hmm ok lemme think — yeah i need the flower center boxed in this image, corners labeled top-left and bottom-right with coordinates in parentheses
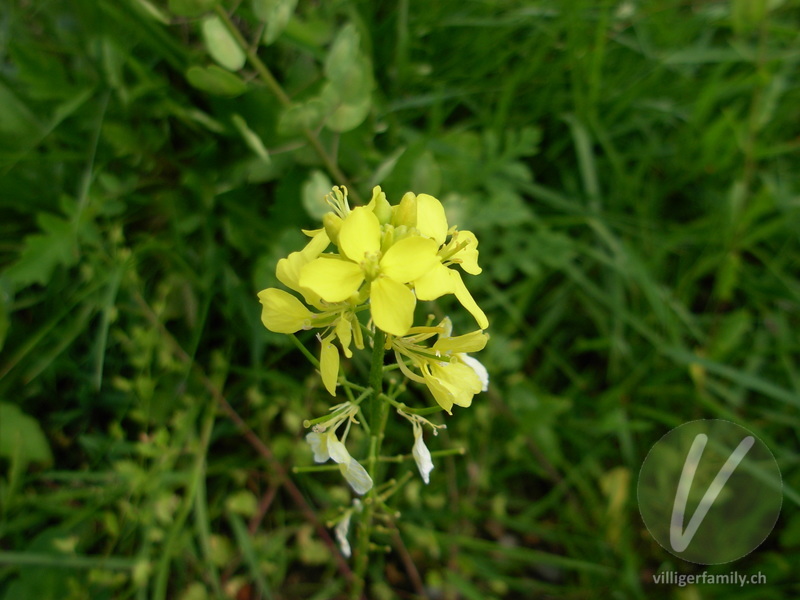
top-left (362, 251), bottom-right (382, 281)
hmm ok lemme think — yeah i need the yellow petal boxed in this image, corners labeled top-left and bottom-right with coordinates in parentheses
top-left (339, 206), bottom-right (380, 262)
top-left (414, 262), bottom-right (454, 301)
top-left (352, 312), bottom-right (365, 350)
top-left (320, 334), bottom-right (340, 396)
top-left (452, 230), bottom-right (482, 275)
top-left (416, 193), bottom-right (448, 245)
top-left (450, 270), bottom-right (489, 329)
top-left (257, 288), bottom-right (314, 333)
top-left (370, 277), bottom-right (416, 336)
top-left (276, 230), bottom-right (330, 307)
top-left (335, 313), bottom-right (353, 358)
top-left (277, 253), bottom-right (323, 307)
top-left (300, 257), bottom-right (365, 303)
top-left (301, 230), bottom-right (331, 258)
top-left (430, 360), bottom-right (481, 408)
top-left (433, 330), bottom-right (488, 355)
top-left (276, 254), bottom-right (303, 291)
top-left (422, 369), bottom-right (454, 414)
top-left (379, 236), bottom-right (439, 282)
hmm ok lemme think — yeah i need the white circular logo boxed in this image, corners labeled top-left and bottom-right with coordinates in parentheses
top-left (637, 419), bottom-right (782, 564)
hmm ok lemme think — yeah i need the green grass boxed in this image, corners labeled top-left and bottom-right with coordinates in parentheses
top-left (2, 0), bottom-right (800, 598)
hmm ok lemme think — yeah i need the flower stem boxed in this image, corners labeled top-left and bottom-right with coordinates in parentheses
top-left (288, 333), bottom-right (320, 368)
top-left (350, 329), bottom-right (387, 599)
top-left (368, 329), bottom-right (386, 426)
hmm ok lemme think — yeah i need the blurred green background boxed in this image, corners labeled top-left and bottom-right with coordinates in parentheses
top-left (1, 0), bottom-right (800, 598)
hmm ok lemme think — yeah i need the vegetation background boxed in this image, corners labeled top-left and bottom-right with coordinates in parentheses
top-left (1, 0), bottom-right (799, 598)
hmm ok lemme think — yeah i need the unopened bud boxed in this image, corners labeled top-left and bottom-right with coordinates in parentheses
top-left (323, 212), bottom-right (343, 245)
top-left (392, 192), bottom-right (417, 228)
top-left (369, 186), bottom-right (393, 224)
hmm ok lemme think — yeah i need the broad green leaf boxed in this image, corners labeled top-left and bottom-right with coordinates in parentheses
top-left (277, 98), bottom-right (327, 135)
top-left (0, 402), bottom-right (53, 465)
top-left (202, 16), bottom-right (246, 71)
top-left (324, 24), bottom-right (373, 103)
top-left (326, 95), bottom-right (371, 133)
top-left (231, 114), bottom-right (270, 162)
top-left (319, 83), bottom-right (371, 133)
top-left (0, 81), bottom-right (42, 147)
top-left (324, 23), bottom-right (359, 81)
top-left (186, 65), bottom-right (247, 97)
top-left (4, 213), bottom-right (78, 287)
top-left (169, 0), bottom-right (219, 17)
top-left (252, 0), bottom-right (298, 45)
top-left (302, 170), bottom-right (333, 219)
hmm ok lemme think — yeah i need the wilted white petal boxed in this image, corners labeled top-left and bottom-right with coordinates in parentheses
top-left (305, 432), bottom-right (329, 463)
top-left (334, 512), bottom-right (352, 558)
top-left (327, 434), bottom-right (352, 464)
top-left (412, 427), bottom-right (434, 484)
top-left (461, 354), bottom-right (489, 392)
top-left (339, 458), bottom-right (373, 495)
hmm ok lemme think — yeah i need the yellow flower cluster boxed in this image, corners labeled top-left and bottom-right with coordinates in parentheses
top-left (258, 186), bottom-right (489, 412)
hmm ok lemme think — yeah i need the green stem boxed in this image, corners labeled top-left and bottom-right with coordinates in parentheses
top-left (379, 447), bottom-right (465, 463)
top-left (213, 6), bottom-right (360, 202)
top-left (350, 329), bottom-right (387, 599)
top-left (368, 329), bottom-right (386, 427)
top-left (288, 333), bottom-right (319, 368)
top-left (384, 394), bottom-right (444, 416)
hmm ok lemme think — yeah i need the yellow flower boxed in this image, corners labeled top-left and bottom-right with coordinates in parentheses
top-left (299, 206), bottom-right (440, 336)
top-left (420, 357), bottom-right (483, 414)
top-left (410, 193), bottom-right (488, 330)
top-left (258, 288), bottom-right (359, 396)
top-left (391, 318), bottom-right (489, 414)
top-left (258, 232), bottom-right (364, 396)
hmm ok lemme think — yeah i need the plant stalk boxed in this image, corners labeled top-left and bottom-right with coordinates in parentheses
top-left (213, 6), bottom-right (359, 202)
top-left (350, 328), bottom-right (387, 599)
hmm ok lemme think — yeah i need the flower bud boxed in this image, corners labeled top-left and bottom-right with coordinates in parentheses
top-left (412, 424), bottom-right (434, 484)
top-left (392, 192), bottom-right (417, 228)
top-left (369, 186), bottom-right (393, 224)
top-left (323, 212), bottom-right (343, 246)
